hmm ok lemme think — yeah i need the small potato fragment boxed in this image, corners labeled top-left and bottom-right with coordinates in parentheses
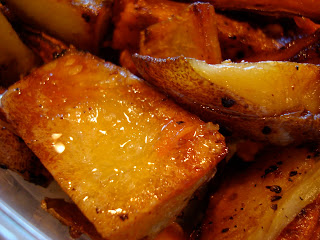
top-left (200, 0), bottom-right (320, 21)
top-left (0, 11), bottom-right (39, 87)
top-left (1, 51), bottom-right (227, 239)
top-left (133, 55), bottom-right (320, 145)
top-left (201, 146), bottom-right (320, 240)
top-left (140, 3), bottom-right (221, 64)
top-left (5, 0), bottom-right (113, 53)
top-left (0, 120), bottom-right (52, 186)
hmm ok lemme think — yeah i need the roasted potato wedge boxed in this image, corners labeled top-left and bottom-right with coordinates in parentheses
top-left (5, 0), bottom-right (113, 53)
top-left (201, 145), bottom-right (320, 240)
top-left (140, 3), bottom-right (221, 64)
top-left (132, 55), bottom-right (320, 145)
top-left (0, 51), bottom-right (227, 239)
top-left (0, 11), bottom-right (39, 87)
top-left (200, 0), bottom-right (320, 21)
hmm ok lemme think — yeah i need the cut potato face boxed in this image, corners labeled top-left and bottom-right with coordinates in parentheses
top-left (0, 51), bottom-right (227, 240)
top-left (133, 55), bottom-right (320, 145)
top-left (6, 0), bottom-right (113, 53)
top-left (201, 146), bottom-right (320, 240)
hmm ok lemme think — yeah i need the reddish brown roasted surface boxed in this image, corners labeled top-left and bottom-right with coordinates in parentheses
top-left (0, 51), bottom-right (226, 240)
top-left (277, 194), bottom-right (320, 240)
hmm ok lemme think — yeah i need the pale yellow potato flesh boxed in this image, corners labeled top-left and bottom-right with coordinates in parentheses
top-left (0, 11), bottom-right (39, 87)
top-left (6, 0), bottom-right (112, 53)
top-left (0, 51), bottom-right (227, 239)
top-left (133, 55), bottom-right (320, 145)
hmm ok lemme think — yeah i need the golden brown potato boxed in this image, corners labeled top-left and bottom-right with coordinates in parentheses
top-left (1, 51), bottom-right (227, 240)
top-left (201, 145), bottom-right (320, 240)
top-left (112, 0), bottom-right (282, 61)
top-left (200, 0), bottom-right (320, 21)
top-left (140, 3), bottom-right (221, 64)
top-left (112, 0), bottom-right (187, 51)
top-left (132, 55), bottom-right (320, 145)
top-left (244, 29), bottom-right (320, 63)
top-left (5, 0), bottom-right (113, 53)
top-left (215, 13), bottom-right (282, 61)
top-left (0, 11), bottom-right (40, 87)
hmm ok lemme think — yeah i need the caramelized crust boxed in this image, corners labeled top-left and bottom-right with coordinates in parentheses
top-left (1, 51), bottom-right (226, 239)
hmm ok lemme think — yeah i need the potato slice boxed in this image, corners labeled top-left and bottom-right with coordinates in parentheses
top-left (140, 3), bottom-right (221, 64)
top-left (0, 51), bottom-right (227, 239)
top-left (0, 11), bottom-right (39, 87)
top-left (201, 0), bottom-right (320, 21)
top-left (133, 55), bottom-right (320, 145)
top-left (5, 0), bottom-right (113, 53)
top-left (201, 146), bottom-right (320, 240)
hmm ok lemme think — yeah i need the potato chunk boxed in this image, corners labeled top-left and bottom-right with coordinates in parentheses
top-left (140, 3), bottom-right (222, 64)
top-left (0, 51), bottom-right (226, 239)
top-left (133, 55), bottom-right (320, 145)
top-left (201, 146), bottom-right (320, 240)
top-left (5, 0), bottom-right (113, 53)
top-left (0, 11), bottom-right (39, 87)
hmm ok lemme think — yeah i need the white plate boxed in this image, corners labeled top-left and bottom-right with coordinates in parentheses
top-left (0, 169), bottom-right (90, 240)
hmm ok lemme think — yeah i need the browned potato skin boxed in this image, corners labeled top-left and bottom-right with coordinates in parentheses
top-left (201, 146), bottom-right (320, 240)
top-left (140, 3), bottom-right (221, 64)
top-left (5, 0), bottom-right (113, 53)
top-left (132, 55), bottom-right (320, 145)
top-left (1, 51), bottom-right (227, 240)
top-left (200, 0), bottom-right (320, 21)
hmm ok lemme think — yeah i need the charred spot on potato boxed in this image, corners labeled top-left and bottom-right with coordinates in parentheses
top-left (221, 97), bottom-right (236, 108)
top-left (262, 126), bottom-right (272, 135)
top-left (271, 196), bottom-right (282, 202)
top-left (176, 121), bottom-right (185, 125)
top-left (119, 213), bottom-right (129, 221)
top-left (270, 204), bottom-right (278, 211)
top-left (289, 171), bottom-right (298, 177)
top-left (221, 228), bottom-right (229, 233)
top-left (266, 185), bottom-right (282, 194)
top-left (81, 13), bottom-right (91, 23)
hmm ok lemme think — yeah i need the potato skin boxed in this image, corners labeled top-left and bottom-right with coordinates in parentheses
top-left (132, 55), bottom-right (320, 145)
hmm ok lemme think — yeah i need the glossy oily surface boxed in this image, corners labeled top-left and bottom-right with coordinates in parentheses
top-left (0, 52), bottom-right (226, 239)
